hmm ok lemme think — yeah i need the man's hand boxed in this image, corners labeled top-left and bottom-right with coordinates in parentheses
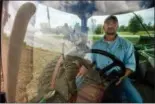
top-left (76, 65), bottom-right (88, 77)
top-left (115, 68), bottom-right (133, 86)
top-left (115, 76), bottom-right (126, 86)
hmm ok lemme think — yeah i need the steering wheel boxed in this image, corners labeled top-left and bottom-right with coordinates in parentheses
top-left (85, 49), bottom-right (126, 80)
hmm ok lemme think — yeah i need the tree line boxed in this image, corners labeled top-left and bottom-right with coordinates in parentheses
top-left (94, 15), bottom-right (154, 35)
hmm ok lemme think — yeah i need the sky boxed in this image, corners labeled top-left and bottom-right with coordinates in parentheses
top-left (2, 1), bottom-right (154, 50)
top-left (35, 4), bottom-right (80, 28)
top-left (35, 3), bottom-right (154, 29)
top-left (3, 1), bottom-right (154, 33)
top-left (88, 7), bottom-right (154, 27)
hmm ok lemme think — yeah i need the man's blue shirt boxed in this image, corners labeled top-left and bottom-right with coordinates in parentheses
top-left (85, 35), bottom-right (136, 74)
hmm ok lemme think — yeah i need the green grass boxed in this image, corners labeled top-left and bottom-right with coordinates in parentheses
top-left (118, 31), bottom-right (154, 36)
top-left (3, 30), bottom-right (154, 49)
top-left (88, 34), bottom-right (140, 44)
top-left (88, 31), bottom-right (154, 44)
top-left (46, 31), bottom-right (154, 44)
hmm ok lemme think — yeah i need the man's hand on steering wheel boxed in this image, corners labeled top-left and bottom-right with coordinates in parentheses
top-left (115, 76), bottom-right (126, 86)
top-left (116, 68), bottom-right (133, 86)
top-left (75, 49), bottom-right (129, 87)
top-left (76, 65), bottom-right (88, 77)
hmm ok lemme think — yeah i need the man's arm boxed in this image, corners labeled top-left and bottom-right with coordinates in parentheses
top-left (116, 42), bottom-right (136, 85)
top-left (76, 50), bottom-right (96, 77)
top-left (116, 68), bottom-right (133, 85)
top-left (124, 68), bottom-right (134, 77)
top-left (76, 58), bottom-right (95, 77)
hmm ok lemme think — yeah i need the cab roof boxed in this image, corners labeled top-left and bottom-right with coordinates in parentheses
top-left (39, 1), bottom-right (154, 16)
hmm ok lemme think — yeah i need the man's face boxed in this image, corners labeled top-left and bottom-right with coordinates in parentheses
top-left (103, 19), bottom-right (118, 35)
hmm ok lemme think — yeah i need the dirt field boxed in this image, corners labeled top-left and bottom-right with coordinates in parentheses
top-left (1, 35), bottom-right (61, 102)
top-left (1, 34), bottom-right (99, 103)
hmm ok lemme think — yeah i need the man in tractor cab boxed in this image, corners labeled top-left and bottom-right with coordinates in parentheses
top-left (76, 15), bottom-right (143, 103)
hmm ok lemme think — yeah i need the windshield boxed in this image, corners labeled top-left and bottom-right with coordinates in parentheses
top-left (87, 8), bottom-right (154, 44)
top-left (1, 1), bottom-right (154, 103)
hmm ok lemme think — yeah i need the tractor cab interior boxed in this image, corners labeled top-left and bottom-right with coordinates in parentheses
top-left (0, 0), bottom-right (154, 103)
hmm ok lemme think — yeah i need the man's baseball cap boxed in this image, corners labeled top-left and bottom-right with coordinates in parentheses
top-left (104, 15), bottom-right (118, 23)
